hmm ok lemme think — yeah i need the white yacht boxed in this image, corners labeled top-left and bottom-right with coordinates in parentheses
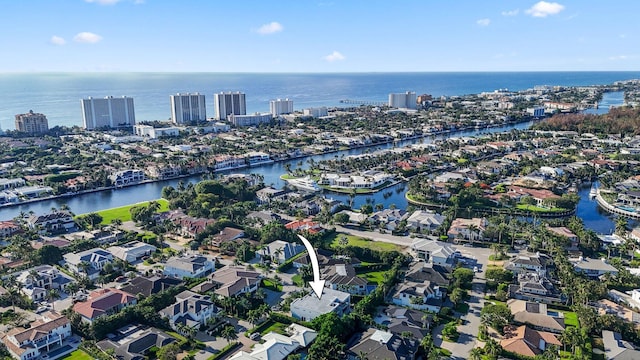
top-left (589, 185), bottom-right (598, 199)
top-left (286, 176), bottom-right (322, 192)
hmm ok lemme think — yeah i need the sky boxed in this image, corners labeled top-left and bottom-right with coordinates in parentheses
top-left (0, 0), bottom-right (638, 72)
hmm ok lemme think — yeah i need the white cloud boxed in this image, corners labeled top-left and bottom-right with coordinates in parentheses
top-left (85, 0), bottom-right (121, 4)
top-left (256, 22), bottom-right (283, 35)
top-left (50, 36), bottom-right (66, 45)
top-left (526, 1), bottom-right (565, 17)
top-left (501, 9), bottom-right (519, 16)
top-left (73, 32), bottom-right (103, 44)
top-left (323, 51), bottom-right (345, 62)
top-left (609, 55), bottom-right (629, 61)
top-left (476, 18), bottom-right (491, 26)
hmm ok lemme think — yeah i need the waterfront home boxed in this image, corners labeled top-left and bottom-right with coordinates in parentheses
top-left (367, 209), bottom-right (408, 231)
top-left (16, 265), bottom-right (75, 301)
top-left (245, 151), bottom-right (274, 166)
top-left (145, 164), bottom-right (182, 179)
top-left (285, 218), bottom-right (324, 234)
top-left (230, 324), bottom-right (317, 360)
top-left (506, 186), bottom-right (561, 208)
top-left (500, 325), bottom-right (561, 358)
top-left (163, 254), bottom-right (215, 279)
top-left (318, 171), bottom-right (393, 190)
top-left (256, 187), bottom-right (289, 204)
top-left (602, 330), bottom-right (640, 360)
top-left (157, 209), bottom-right (215, 237)
top-left (63, 248), bottom-right (114, 280)
top-left (0, 220), bottom-right (20, 238)
top-left (160, 290), bottom-right (220, 332)
top-left (73, 288), bottom-right (137, 323)
top-left (107, 241), bottom-right (157, 263)
top-left (447, 217), bottom-right (487, 243)
top-left (257, 240), bottom-right (305, 265)
top-left (26, 211), bottom-right (75, 234)
top-left (109, 169), bottom-right (145, 187)
top-left (96, 325), bottom-right (176, 360)
top-left (570, 256), bottom-right (619, 278)
top-left (199, 265), bottom-right (262, 298)
top-left (2, 311), bottom-right (73, 360)
top-left (406, 210), bottom-right (445, 233)
top-left (212, 154), bottom-right (246, 171)
top-left (546, 226), bottom-right (579, 243)
top-left (346, 329), bottom-right (418, 360)
top-left (290, 288), bottom-right (351, 321)
top-left (508, 299), bottom-right (565, 333)
top-left (410, 239), bottom-right (457, 268)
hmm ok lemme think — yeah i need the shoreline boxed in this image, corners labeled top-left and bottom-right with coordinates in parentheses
top-left (0, 117), bottom-right (537, 210)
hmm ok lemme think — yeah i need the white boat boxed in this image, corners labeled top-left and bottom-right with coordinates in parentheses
top-left (286, 176), bottom-right (322, 192)
top-left (589, 185), bottom-right (597, 199)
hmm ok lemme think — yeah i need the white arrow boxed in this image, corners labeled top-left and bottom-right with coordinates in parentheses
top-left (297, 234), bottom-right (325, 299)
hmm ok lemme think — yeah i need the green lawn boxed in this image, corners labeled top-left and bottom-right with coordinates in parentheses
top-left (516, 204), bottom-right (567, 213)
top-left (360, 271), bottom-right (386, 284)
top-left (291, 274), bottom-right (305, 287)
top-left (78, 199), bottom-right (169, 225)
top-left (262, 279), bottom-right (283, 292)
top-left (329, 233), bottom-right (402, 252)
top-left (60, 350), bottom-right (92, 360)
top-left (259, 320), bottom-right (289, 335)
top-left (563, 311), bottom-right (579, 327)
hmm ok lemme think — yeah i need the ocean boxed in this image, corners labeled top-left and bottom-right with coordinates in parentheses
top-left (1, 71), bottom-right (639, 130)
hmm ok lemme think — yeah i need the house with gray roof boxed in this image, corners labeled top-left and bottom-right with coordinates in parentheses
top-left (508, 299), bottom-right (565, 333)
top-left (96, 325), bottom-right (175, 360)
top-left (321, 263), bottom-right (371, 295)
top-left (257, 240), bottom-right (304, 265)
top-left (346, 328), bottom-right (418, 360)
top-left (406, 210), bottom-right (445, 234)
top-left (15, 265), bottom-right (75, 301)
top-left (63, 247), bottom-right (114, 280)
top-left (602, 330), bottom-right (640, 360)
top-left (290, 288), bottom-right (350, 321)
top-left (163, 255), bottom-right (215, 279)
top-left (392, 281), bottom-right (444, 312)
top-left (120, 275), bottom-right (184, 297)
top-left (410, 239), bottom-right (457, 268)
top-left (197, 265), bottom-right (262, 298)
top-left (571, 257), bottom-right (619, 278)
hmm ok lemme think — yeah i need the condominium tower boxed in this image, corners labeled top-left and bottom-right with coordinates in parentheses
top-left (269, 98), bottom-right (293, 116)
top-left (15, 110), bottom-right (49, 134)
top-left (388, 91), bottom-right (417, 109)
top-left (81, 96), bottom-right (136, 130)
top-left (214, 92), bottom-right (246, 120)
top-left (170, 93), bottom-right (206, 124)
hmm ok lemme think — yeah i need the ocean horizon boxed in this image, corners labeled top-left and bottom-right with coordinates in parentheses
top-left (1, 71), bottom-right (639, 129)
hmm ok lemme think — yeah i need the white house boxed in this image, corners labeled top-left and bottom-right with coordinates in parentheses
top-left (2, 311), bottom-right (73, 360)
top-left (406, 210), bottom-right (445, 233)
top-left (392, 281), bottom-right (443, 312)
top-left (15, 265), bottom-right (75, 301)
top-left (410, 239), bottom-right (457, 268)
top-left (107, 241), bottom-right (157, 263)
top-left (109, 169), bottom-right (145, 187)
top-left (163, 255), bottom-right (215, 279)
top-left (63, 248), bottom-right (114, 280)
top-left (160, 290), bottom-right (220, 331)
top-left (290, 288), bottom-right (351, 321)
top-left (257, 240), bottom-right (305, 265)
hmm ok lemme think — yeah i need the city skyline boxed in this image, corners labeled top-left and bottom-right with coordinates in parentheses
top-left (0, 0), bottom-right (637, 73)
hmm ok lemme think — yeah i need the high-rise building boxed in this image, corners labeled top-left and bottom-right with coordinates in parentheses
top-left (214, 92), bottom-right (246, 120)
top-left (269, 98), bottom-right (293, 116)
top-left (15, 110), bottom-right (49, 134)
top-left (81, 96), bottom-right (135, 130)
top-left (170, 93), bottom-right (206, 124)
top-left (388, 91), bottom-right (417, 109)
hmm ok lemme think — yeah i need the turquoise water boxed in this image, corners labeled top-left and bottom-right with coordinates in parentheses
top-left (1, 72), bottom-right (639, 129)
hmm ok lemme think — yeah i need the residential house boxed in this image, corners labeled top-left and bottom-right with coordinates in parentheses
top-left (73, 288), bottom-right (137, 323)
top-left (346, 329), bottom-right (418, 360)
top-left (246, 211), bottom-right (283, 227)
top-left (26, 211), bottom-right (75, 233)
top-left (367, 209), bottom-right (408, 231)
top-left (158, 210), bottom-right (215, 237)
top-left (16, 265), bottom-right (75, 301)
top-left (110, 169), bottom-right (145, 187)
top-left (160, 290), bottom-right (220, 331)
top-left (163, 255), bottom-right (215, 279)
top-left (257, 240), bottom-right (305, 265)
top-left (508, 272), bottom-right (563, 304)
top-left (410, 239), bottom-right (457, 268)
top-left (96, 325), bottom-right (176, 360)
top-left (229, 324), bottom-right (317, 360)
top-left (209, 227), bottom-right (245, 247)
top-left (602, 330), bottom-right (640, 360)
top-left (571, 257), bottom-right (619, 278)
top-left (505, 253), bottom-right (551, 277)
top-left (290, 288), bottom-right (351, 321)
top-left (507, 186), bottom-right (561, 209)
top-left (595, 299), bottom-right (640, 325)
top-left (404, 262), bottom-right (451, 288)
top-left (391, 281), bottom-right (444, 312)
top-left (374, 305), bottom-right (431, 339)
top-left (500, 325), bottom-right (561, 358)
top-left (1, 311), bottom-right (73, 360)
top-left (406, 210), bottom-right (445, 233)
top-left (284, 218), bottom-right (324, 234)
top-left (256, 187), bottom-right (288, 204)
top-left (107, 241), bottom-right (157, 263)
top-left (546, 226), bottom-right (579, 243)
top-left (321, 263), bottom-right (370, 295)
top-left (120, 275), bottom-right (184, 297)
top-left (447, 217), bottom-right (487, 242)
top-left (196, 265), bottom-right (262, 298)
top-left (0, 220), bottom-right (20, 238)
top-left (63, 248), bottom-right (114, 280)
top-left (508, 299), bottom-right (565, 333)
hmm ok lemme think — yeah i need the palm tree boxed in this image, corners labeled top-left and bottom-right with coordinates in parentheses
top-left (484, 338), bottom-right (502, 358)
top-left (467, 224), bottom-right (479, 245)
top-left (221, 325), bottom-right (238, 344)
top-left (469, 348), bottom-right (483, 360)
top-left (46, 289), bottom-right (61, 310)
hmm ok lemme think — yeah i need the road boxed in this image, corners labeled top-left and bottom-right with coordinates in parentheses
top-left (332, 225), bottom-right (415, 247)
top-left (433, 245), bottom-right (490, 360)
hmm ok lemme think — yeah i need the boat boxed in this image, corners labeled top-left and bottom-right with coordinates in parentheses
top-left (589, 185), bottom-right (598, 199)
top-left (286, 176), bottom-right (322, 192)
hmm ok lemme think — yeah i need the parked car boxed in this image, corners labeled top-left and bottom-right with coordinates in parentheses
top-left (249, 333), bottom-right (260, 341)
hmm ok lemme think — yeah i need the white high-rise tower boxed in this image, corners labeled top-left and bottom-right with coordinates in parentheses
top-left (170, 93), bottom-right (206, 124)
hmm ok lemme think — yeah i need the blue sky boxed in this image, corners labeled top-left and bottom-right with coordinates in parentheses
top-left (0, 0), bottom-right (637, 72)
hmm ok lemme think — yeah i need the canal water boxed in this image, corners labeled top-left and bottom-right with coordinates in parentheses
top-left (0, 92), bottom-right (626, 234)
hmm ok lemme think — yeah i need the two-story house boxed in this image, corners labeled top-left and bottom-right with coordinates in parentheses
top-left (73, 288), bottom-right (137, 323)
top-left (163, 255), bottom-right (215, 279)
top-left (160, 290), bottom-right (220, 332)
top-left (63, 248), bottom-right (114, 280)
top-left (26, 211), bottom-right (75, 234)
top-left (194, 265), bottom-right (262, 298)
top-left (16, 265), bottom-right (75, 301)
top-left (257, 240), bottom-right (305, 265)
top-left (2, 311), bottom-right (72, 360)
top-left (290, 288), bottom-right (351, 321)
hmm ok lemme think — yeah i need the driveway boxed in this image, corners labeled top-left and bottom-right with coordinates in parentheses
top-left (433, 245), bottom-right (490, 359)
